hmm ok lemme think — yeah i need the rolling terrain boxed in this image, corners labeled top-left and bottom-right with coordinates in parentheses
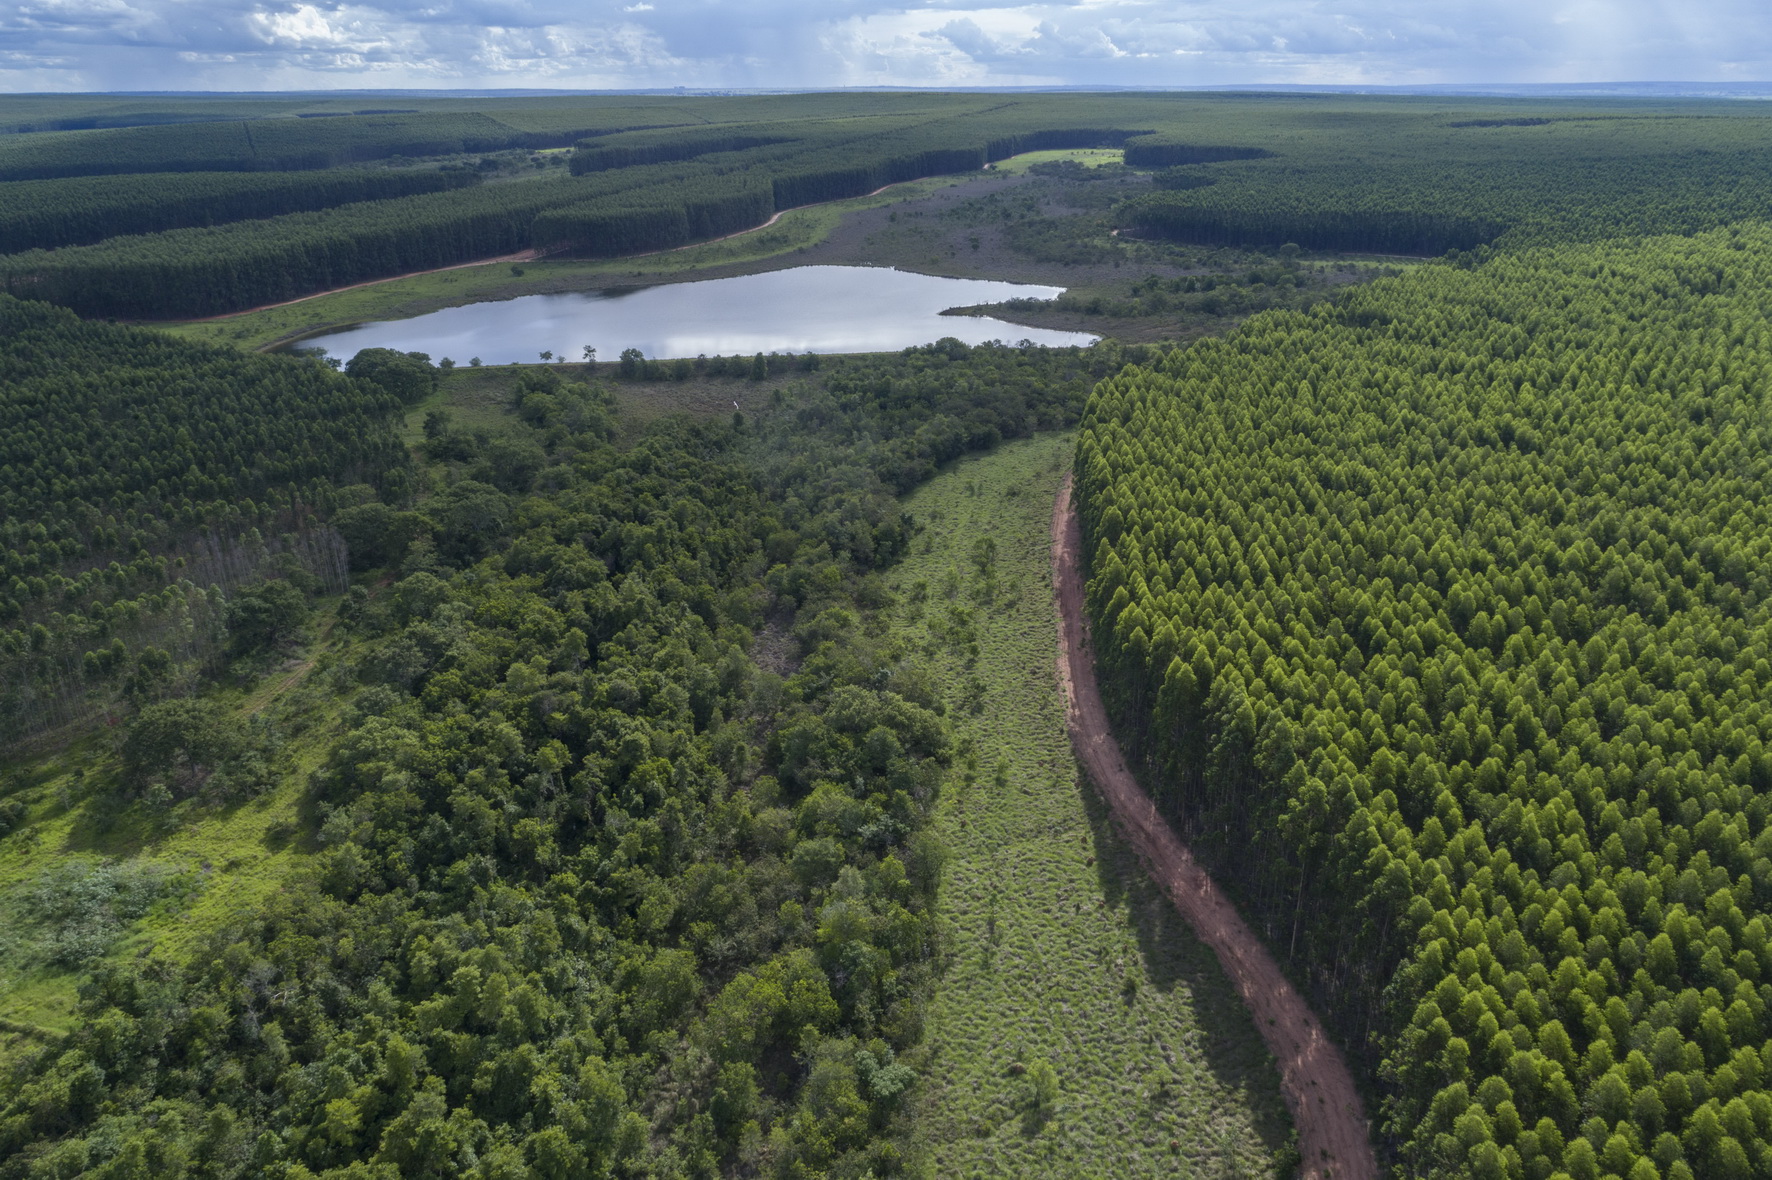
top-left (7, 89), bottom-right (1772, 1179)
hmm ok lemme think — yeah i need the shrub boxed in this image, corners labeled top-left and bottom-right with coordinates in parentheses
top-left (120, 698), bottom-right (249, 798)
top-left (225, 578), bottom-right (309, 655)
top-left (22, 860), bottom-right (176, 968)
top-left (346, 347), bottom-right (437, 405)
top-left (332, 502), bottom-right (425, 571)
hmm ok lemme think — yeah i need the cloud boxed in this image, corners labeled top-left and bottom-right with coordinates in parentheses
top-left (935, 18), bottom-right (998, 61)
top-left (250, 6), bottom-right (351, 48)
top-left (0, 0), bottom-right (1769, 90)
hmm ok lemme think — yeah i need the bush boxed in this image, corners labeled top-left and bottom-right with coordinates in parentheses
top-left (429, 480), bottom-right (511, 564)
top-left (120, 698), bottom-right (247, 798)
top-left (346, 347), bottom-right (438, 405)
top-left (22, 860), bottom-right (176, 968)
top-left (333, 502), bottom-right (425, 571)
top-left (225, 578), bottom-right (309, 655)
top-left (478, 437), bottom-right (546, 493)
top-left (1024, 1059), bottom-right (1060, 1127)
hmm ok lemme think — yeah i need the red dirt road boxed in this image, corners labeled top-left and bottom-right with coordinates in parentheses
top-left (1051, 474), bottom-right (1378, 1180)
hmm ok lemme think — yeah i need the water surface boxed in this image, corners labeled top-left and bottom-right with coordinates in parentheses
top-left (296, 265), bottom-right (1095, 363)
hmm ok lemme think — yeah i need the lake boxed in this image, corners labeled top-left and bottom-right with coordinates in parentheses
top-left (293, 265), bottom-right (1096, 364)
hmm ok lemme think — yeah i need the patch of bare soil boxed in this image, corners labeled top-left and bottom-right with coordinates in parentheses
top-left (748, 611), bottom-right (798, 678)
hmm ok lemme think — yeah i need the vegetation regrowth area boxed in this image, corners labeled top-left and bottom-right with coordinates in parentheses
top-left (891, 436), bottom-right (1293, 1177)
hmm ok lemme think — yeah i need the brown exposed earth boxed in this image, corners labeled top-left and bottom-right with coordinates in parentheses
top-left (1050, 473), bottom-right (1379, 1180)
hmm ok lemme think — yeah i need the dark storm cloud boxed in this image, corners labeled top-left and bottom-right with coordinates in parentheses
top-left (1, 0), bottom-right (1768, 90)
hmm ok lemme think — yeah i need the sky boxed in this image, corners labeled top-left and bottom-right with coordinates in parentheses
top-left (2, 0), bottom-right (1770, 93)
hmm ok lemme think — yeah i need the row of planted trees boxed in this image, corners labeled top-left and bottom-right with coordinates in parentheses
top-left (16, 96), bottom-right (1772, 317)
top-left (0, 298), bottom-right (416, 739)
top-left (0, 108), bottom-right (696, 180)
top-left (1077, 224), bottom-right (1772, 1179)
top-left (0, 168), bottom-right (478, 254)
top-left (1117, 146), bottom-right (1772, 256)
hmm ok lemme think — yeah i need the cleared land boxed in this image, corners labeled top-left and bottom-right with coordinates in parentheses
top-left (0, 607), bottom-right (343, 1055)
top-left (891, 436), bottom-right (1294, 1178)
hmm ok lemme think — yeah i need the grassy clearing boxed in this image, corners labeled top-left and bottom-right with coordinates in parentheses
top-left (892, 435), bottom-right (1292, 1178)
top-left (155, 173), bottom-right (976, 353)
top-left (0, 607), bottom-right (347, 1059)
top-left (401, 365), bottom-right (548, 445)
top-left (990, 148), bottom-right (1126, 175)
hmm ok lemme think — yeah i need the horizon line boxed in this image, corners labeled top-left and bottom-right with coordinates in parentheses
top-left (5, 80), bottom-right (1772, 100)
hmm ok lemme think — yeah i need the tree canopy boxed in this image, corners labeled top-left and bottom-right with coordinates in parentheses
top-left (1078, 222), bottom-right (1772, 1180)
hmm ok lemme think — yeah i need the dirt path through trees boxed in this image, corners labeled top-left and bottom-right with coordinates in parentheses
top-left (1051, 474), bottom-right (1378, 1180)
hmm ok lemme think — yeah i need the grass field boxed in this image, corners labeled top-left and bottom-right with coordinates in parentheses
top-left (989, 148), bottom-right (1125, 175)
top-left (892, 435), bottom-right (1293, 1178)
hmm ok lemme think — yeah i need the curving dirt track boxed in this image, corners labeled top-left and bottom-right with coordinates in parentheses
top-left (1051, 474), bottom-right (1378, 1180)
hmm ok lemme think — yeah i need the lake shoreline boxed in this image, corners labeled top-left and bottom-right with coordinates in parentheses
top-left (152, 162), bottom-right (1146, 353)
top-left (289, 264), bottom-right (1097, 365)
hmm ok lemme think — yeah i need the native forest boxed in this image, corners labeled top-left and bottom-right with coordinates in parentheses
top-left (0, 89), bottom-right (1768, 1180)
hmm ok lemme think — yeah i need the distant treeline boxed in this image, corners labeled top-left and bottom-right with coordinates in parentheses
top-left (1115, 122), bottom-right (1772, 255)
top-left (570, 129), bottom-right (798, 173)
top-left (1120, 139), bottom-right (1273, 167)
top-left (11, 94), bottom-right (1772, 316)
top-left (533, 176), bottom-right (777, 256)
top-left (0, 110), bottom-right (702, 181)
top-left (1124, 199), bottom-right (1506, 256)
top-left (0, 169), bottom-right (478, 254)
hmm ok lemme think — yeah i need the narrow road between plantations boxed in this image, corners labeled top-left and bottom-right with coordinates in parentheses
top-left (1051, 474), bottom-right (1379, 1180)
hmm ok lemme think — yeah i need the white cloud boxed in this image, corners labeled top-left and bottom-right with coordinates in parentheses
top-left (250, 5), bottom-right (348, 47)
top-left (0, 0), bottom-right (1769, 90)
